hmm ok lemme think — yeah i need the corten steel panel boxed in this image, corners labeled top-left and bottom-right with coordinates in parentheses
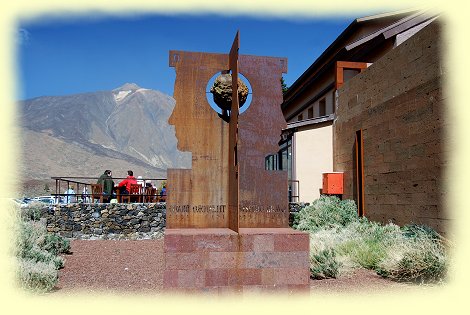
top-left (167, 51), bottom-right (230, 228)
top-left (167, 39), bottom-right (288, 230)
top-left (238, 54), bottom-right (289, 228)
top-left (228, 31), bottom-right (240, 232)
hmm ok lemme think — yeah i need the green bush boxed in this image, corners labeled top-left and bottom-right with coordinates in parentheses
top-left (310, 248), bottom-right (341, 279)
top-left (20, 203), bottom-right (42, 221)
top-left (22, 244), bottom-right (65, 269)
top-left (401, 223), bottom-right (441, 241)
top-left (293, 195), bottom-right (358, 232)
top-left (39, 233), bottom-right (71, 256)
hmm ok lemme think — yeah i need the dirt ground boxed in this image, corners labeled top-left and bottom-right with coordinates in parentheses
top-left (53, 239), bottom-right (429, 295)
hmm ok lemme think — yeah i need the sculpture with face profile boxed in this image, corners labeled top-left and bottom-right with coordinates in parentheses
top-left (167, 33), bottom-right (289, 231)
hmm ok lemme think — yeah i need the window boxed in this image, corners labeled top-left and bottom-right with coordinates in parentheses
top-left (265, 154), bottom-right (278, 171)
top-left (279, 138), bottom-right (294, 201)
top-left (319, 98), bottom-right (326, 117)
top-left (278, 139), bottom-right (292, 179)
top-left (308, 107), bottom-right (313, 119)
top-left (297, 114), bottom-right (303, 121)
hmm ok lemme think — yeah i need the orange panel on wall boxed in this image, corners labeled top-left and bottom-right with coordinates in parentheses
top-left (322, 172), bottom-right (344, 195)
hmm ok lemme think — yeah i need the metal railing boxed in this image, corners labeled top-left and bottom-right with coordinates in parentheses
top-left (51, 176), bottom-right (167, 204)
top-left (51, 177), bottom-right (298, 204)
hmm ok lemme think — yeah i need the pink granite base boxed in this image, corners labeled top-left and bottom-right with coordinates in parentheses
top-left (163, 228), bottom-right (310, 293)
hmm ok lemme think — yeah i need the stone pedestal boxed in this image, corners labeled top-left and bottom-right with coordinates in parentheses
top-left (163, 228), bottom-right (310, 294)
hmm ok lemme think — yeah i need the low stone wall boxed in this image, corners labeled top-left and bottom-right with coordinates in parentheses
top-left (41, 203), bottom-right (166, 238)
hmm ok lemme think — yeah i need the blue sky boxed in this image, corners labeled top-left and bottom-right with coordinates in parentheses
top-left (17, 12), bottom-right (363, 100)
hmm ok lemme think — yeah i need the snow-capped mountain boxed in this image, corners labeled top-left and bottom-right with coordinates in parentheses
top-left (19, 83), bottom-right (191, 188)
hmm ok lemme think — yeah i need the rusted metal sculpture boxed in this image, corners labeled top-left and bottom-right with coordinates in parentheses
top-left (167, 32), bottom-right (288, 231)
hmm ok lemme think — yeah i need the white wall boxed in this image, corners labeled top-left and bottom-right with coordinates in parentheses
top-left (288, 90), bottom-right (335, 124)
top-left (293, 123), bottom-right (333, 203)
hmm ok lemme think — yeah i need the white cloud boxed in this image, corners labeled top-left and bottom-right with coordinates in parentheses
top-left (17, 28), bottom-right (30, 45)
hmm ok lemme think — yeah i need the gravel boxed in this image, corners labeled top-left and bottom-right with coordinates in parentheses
top-left (54, 238), bottom-right (427, 295)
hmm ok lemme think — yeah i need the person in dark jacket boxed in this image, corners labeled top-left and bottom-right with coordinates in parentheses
top-left (97, 170), bottom-right (115, 201)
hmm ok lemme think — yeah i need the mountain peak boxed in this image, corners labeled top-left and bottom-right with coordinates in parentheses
top-left (113, 83), bottom-right (141, 92)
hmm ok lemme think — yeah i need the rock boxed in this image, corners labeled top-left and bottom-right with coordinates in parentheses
top-left (93, 228), bottom-right (103, 235)
top-left (72, 231), bottom-right (83, 238)
top-left (210, 73), bottom-right (249, 111)
top-left (62, 231), bottom-right (73, 238)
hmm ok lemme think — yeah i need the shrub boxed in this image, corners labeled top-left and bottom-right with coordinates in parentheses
top-left (377, 224), bottom-right (448, 283)
top-left (23, 244), bottom-right (65, 269)
top-left (20, 203), bottom-right (43, 221)
top-left (16, 220), bottom-right (46, 258)
top-left (14, 205), bottom-right (71, 292)
top-left (336, 219), bottom-right (402, 270)
top-left (17, 258), bottom-right (58, 293)
top-left (39, 233), bottom-right (71, 256)
top-left (293, 196), bottom-right (358, 232)
top-left (310, 248), bottom-right (341, 279)
top-left (294, 196), bottom-right (449, 283)
top-left (401, 223), bottom-right (441, 241)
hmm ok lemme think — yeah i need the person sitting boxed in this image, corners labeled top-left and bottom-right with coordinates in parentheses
top-left (81, 186), bottom-right (90, 203)
top-left (116, 170), bottom-right (137, 195)
top-left (97, 169), bottom-right (115, 202)
top-left (160, 183), bottom-right (167, 202)
top-left (137, 176), bottom-right (145, 189)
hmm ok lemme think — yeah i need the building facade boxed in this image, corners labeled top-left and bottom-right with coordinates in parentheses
top-left (279, 10), bottom-right (448, 234)
top-left (333, 20), bottom-right (449, 234)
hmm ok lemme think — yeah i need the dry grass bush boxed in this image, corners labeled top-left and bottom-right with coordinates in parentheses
top-left (294, 196), bottom-right (449, 283)
top-left (16, 259), bottom-right (58, 293)
top-left (377, 224), bottom-right (448, 283)
top-left (13, 204), bottom-right (70, 292)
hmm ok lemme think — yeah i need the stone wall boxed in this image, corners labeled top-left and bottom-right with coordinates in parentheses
top-left (39, 202), bottom-right (306, 238)
top-left (41, 203), bottom-right (166, 238)
top-left (333, 21), bottom-right (451, 234)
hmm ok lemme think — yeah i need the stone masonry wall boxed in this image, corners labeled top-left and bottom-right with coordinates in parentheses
top-left (41, 203), bottom-right (166, 238)
top-left (333, 21), bottom-right (451, 234)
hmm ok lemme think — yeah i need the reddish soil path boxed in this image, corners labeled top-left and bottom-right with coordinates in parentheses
top-left (56, 239), bottom-right (164, 294)
top-left (55, 239), bottom-right (421, 295)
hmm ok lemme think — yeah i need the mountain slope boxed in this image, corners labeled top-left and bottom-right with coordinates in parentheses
top-left (19, 83), bottom-right (191, 188)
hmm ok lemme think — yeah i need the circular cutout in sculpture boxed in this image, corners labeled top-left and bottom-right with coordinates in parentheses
top-left (209, 73), bottom-right (249, 111)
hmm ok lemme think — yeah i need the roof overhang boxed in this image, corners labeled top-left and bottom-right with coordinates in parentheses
top-left (282, 113), bottom-right (335, 135)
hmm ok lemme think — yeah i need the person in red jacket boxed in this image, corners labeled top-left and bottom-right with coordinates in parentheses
top-left (116, 170), bottom-right (137, 194)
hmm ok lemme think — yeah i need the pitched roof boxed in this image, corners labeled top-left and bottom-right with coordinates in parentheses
top-left (282, 8), bottom-right (436, 110)
top-left (346, 9), bottom-right (438, 50)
